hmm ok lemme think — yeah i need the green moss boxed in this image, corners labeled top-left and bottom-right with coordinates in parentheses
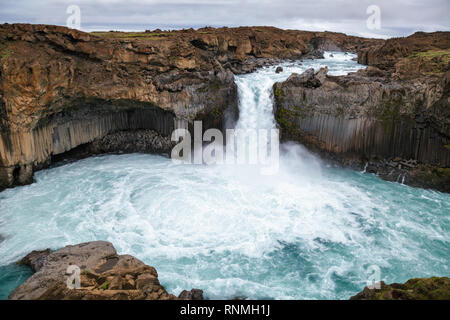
top-left (436, 167), bottom-right (450, 177)
top-left (336, 106), bottom-right (345, 116)
top-left (273, 86), bottom-right (284, 98)
top-left (90, 32), bottom-right (169, 39)
top-left (273, 84), bottom-right (286, 105)
top-left (408, 49), bottom-right (450, 61)
top-left (100, 280), bottom-right (109, 290)
top-left (0, 42), bottom-right (12, 60)
top-left (354, 277), bottom-right (450, 300)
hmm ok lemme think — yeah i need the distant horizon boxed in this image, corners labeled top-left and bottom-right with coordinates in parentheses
top-left (1, 0), bottom-right (449, 40)
top-left (3, 22), bottom-right (450, 40)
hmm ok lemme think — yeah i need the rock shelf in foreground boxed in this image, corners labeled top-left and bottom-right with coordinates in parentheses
top-left (9, 241), bottom-right (203, 300)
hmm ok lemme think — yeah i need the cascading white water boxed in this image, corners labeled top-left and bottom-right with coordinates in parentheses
top-left (0, 52), bottom-right (449, 300)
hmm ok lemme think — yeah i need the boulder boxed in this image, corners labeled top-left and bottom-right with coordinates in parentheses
top-left (314, 66), bottom-right (328, 83)
top-left (0, 23), bottom-right (382, 191)
top-left (275, 66), bottom-right (283, 73)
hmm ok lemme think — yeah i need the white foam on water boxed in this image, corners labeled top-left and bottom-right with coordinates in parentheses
top-left (0, 52), bottom-right (449, 299)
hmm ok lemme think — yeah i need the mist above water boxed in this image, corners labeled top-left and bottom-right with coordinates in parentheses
top-left (0, 53), bottom-right (448, 300)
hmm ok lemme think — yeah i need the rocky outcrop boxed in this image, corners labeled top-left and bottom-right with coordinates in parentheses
top-left (358, 31), bottom-right (450, 71)
top-left (0, 24), bottom-right (379, 191)
top-left (9, 241), bottom-right (202, 300)
top-left (350, 277), bottom-right (450, 300)
top-left (0, 24), bottom-right (240, 190)
top-left (274, 33), bottom-right (450, 192)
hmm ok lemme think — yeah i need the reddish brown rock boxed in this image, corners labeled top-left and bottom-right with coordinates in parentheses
top-left (274, 32), bottom-right (450, 192)
top-left (9, 241), bottom-right (201, 300)
top-left (0, 24), bottom-right (379, 191)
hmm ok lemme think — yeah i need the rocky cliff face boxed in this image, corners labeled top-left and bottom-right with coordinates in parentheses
top-left (0, 23), bottom-right (379, 190)
top-left (274, 32), bottom-right (450, 192)
top-left (9, 241), bottom-right (203, 300)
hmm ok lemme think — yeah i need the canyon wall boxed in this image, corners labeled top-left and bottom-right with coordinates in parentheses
top-left (9, 241), bottom-right (204, 300)
top-left (274, 32), bottom-right (450, 191)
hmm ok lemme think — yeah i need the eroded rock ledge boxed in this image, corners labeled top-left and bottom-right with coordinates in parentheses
top-left (274, 32), bottom-right (450, 192)
top-left (9, 241), bottom-right (203, 300)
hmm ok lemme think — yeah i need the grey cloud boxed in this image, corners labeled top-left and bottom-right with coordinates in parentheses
top-left (0, 0), bottom-right (448, 38)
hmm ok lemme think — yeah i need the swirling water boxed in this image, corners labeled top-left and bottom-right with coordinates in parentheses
top-left (0, 52), bottom-right (449, 299)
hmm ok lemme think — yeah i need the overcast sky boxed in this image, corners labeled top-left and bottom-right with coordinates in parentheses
top-left (0, 0), bottom-right (449, 38)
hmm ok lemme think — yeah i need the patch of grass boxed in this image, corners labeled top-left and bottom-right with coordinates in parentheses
top-left (100, 280), bottom-right (110, 290)
top-left (443, 144), bottom-right (450, 150)
top-left (0, 42), bottom-right (12, 60)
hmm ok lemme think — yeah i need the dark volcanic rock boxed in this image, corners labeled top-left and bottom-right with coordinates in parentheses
top-left (350, 277), bottom-right (450, 300)
top-left (302, 49), bottom-right (325, 60)
top-left (358, 31), bottom-right (450, 71)
top-left (284, 68), bottom-right (322, 88)
top-left (9, 241), bottom-right (200, 300)
top-left (275, 66), bottom-right (283, 73)
top-left (90, 129), bottom-right (175, 155)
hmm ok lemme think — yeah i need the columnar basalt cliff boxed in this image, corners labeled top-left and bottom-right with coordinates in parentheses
top-left (274, 32), bottom-right (450, 192)
top-left (0, 23), bottom-right (380, 190)
top-left (9, 241), bottom-right (204, 300)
